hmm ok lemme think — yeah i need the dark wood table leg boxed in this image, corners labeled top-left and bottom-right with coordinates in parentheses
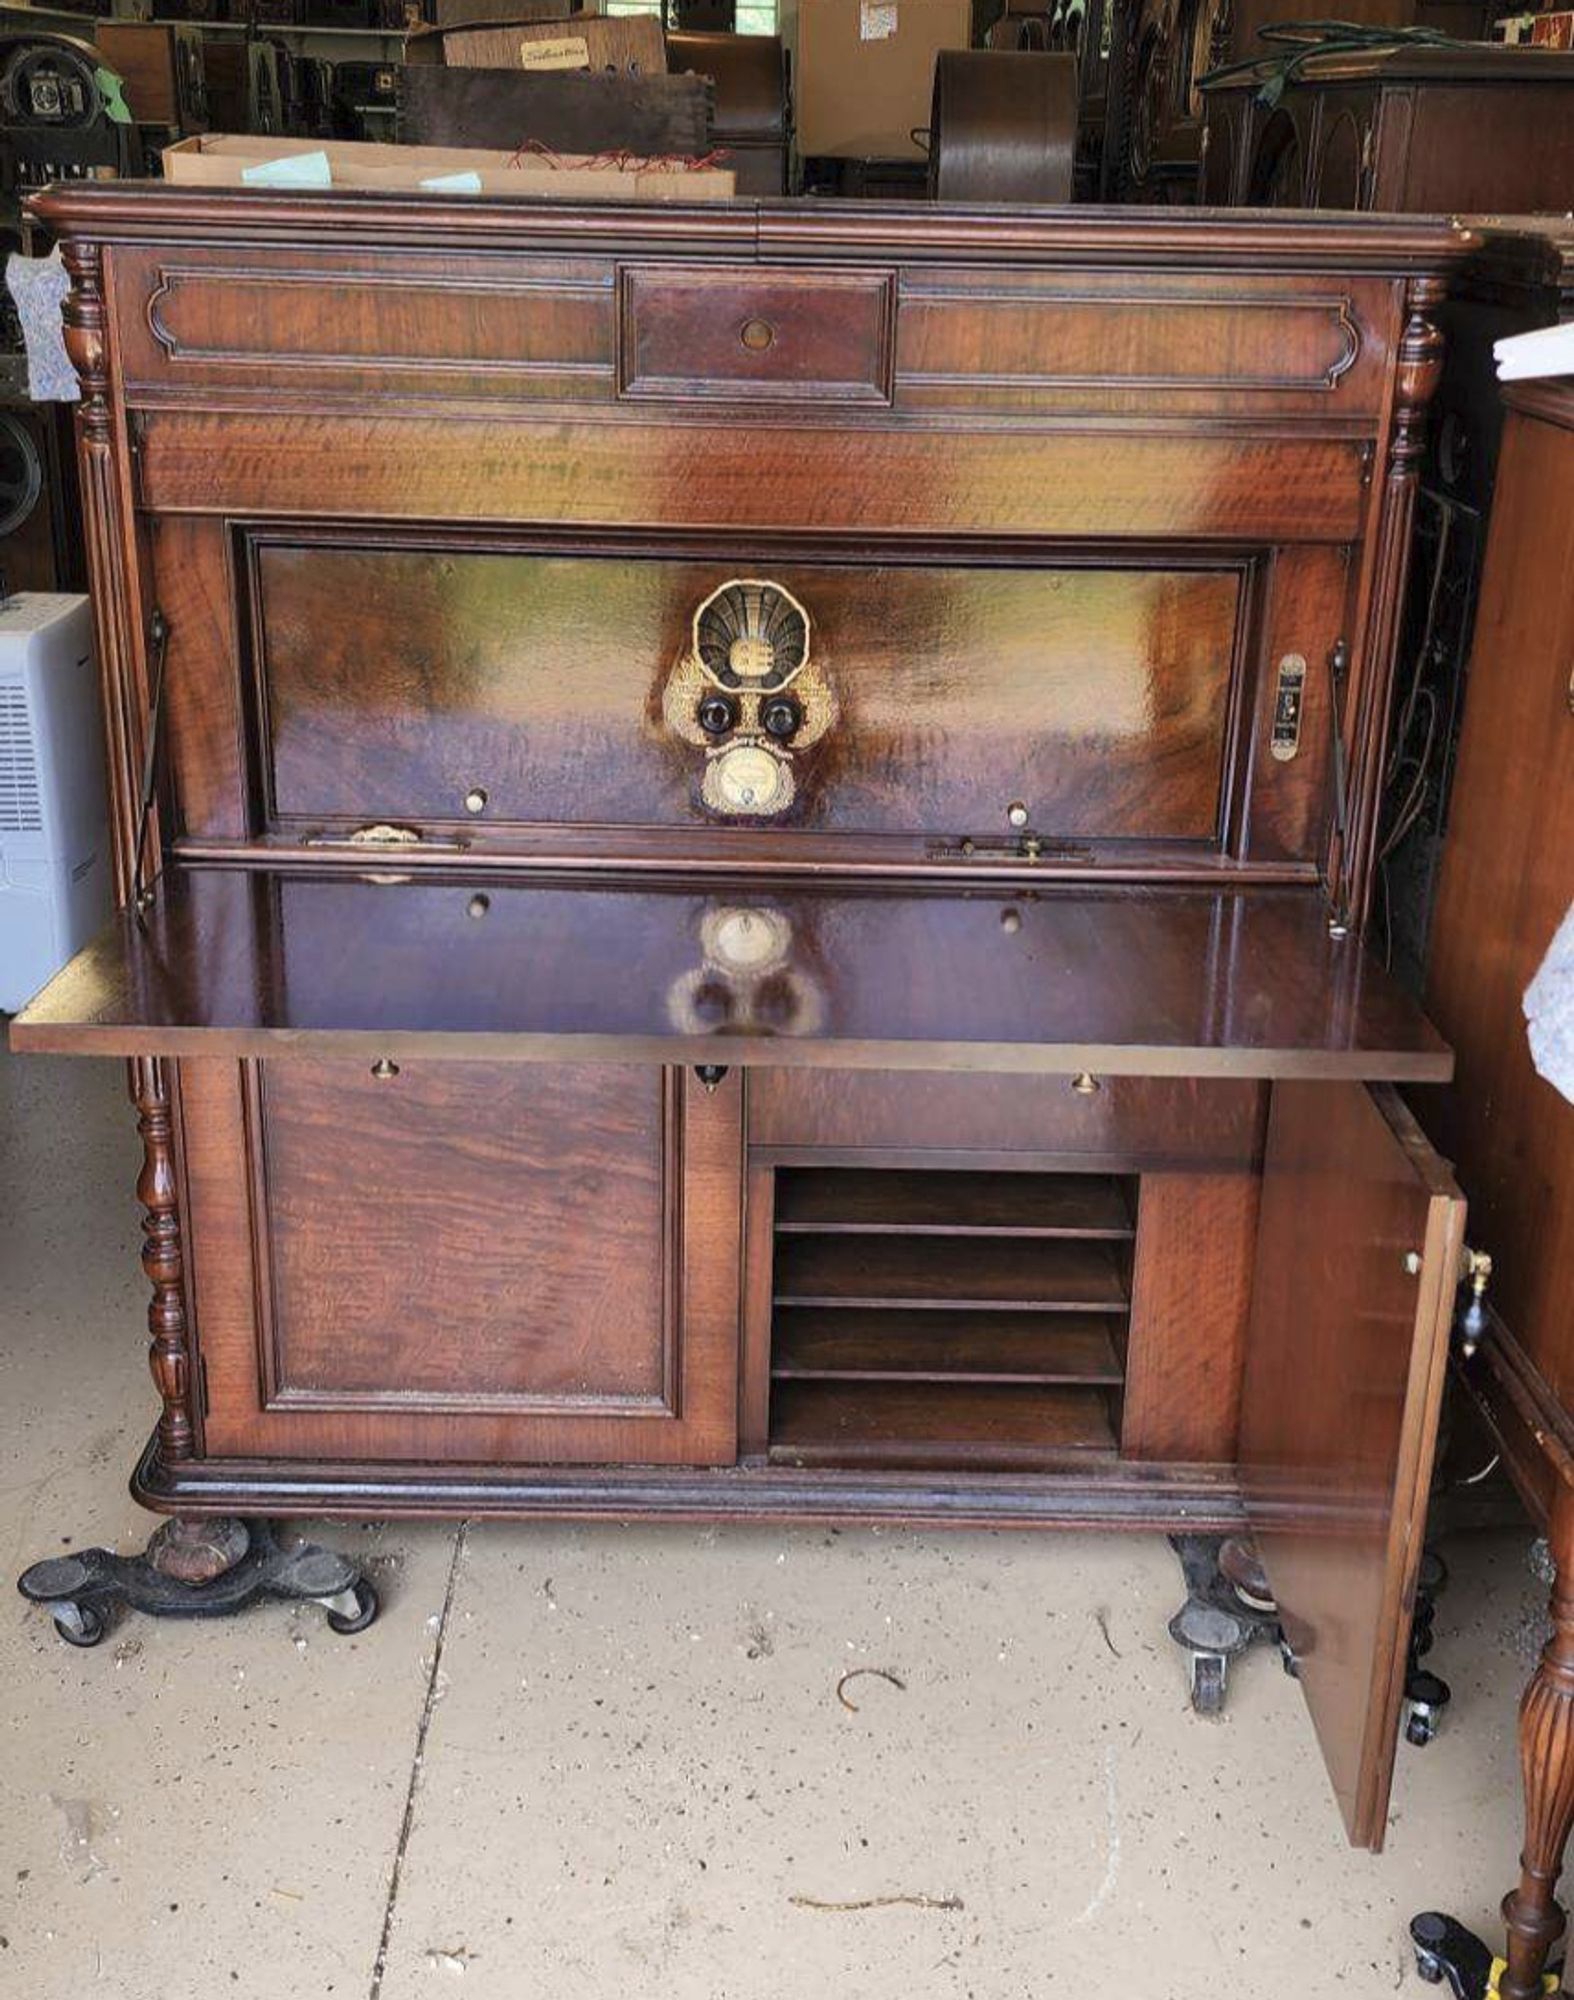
top-left (1501, 1487), bottom-right (1574, 2000)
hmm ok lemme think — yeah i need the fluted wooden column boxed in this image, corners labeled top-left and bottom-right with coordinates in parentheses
top-left (1502, 1487), bottom-right (1574, 1999)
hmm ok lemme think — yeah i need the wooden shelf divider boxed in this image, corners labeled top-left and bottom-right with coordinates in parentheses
top-left (766, 1167), bottom-right (1138, 1467)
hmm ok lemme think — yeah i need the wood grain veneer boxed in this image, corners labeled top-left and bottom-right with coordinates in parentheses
top-left (11, 186), bottom-right (1478, 1869)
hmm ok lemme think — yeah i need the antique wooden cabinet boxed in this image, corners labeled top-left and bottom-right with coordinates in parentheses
top-left (1200, 44), bottom-right (1574, 213)
top-left (1409, 382), bottom-right (1574, 2000)
top-left (12, 186), bottom-right (1524, 1939)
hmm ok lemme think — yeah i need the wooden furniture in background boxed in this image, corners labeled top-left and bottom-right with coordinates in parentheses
top-left (1381, 221), bottom-right (1574, 990)
top-left (1103, 0), bottom-right (1494, 203)
top-left (1200, 43), bottom-right (1574, 211)
top-left (928, 48), bottom-right (1077, 201)
top-left (1416, 381), bottom-right (1574, 2000)
top-left (668, 32), bottom-right (788, 195)
top-left (95, 20), bottom-right (210, 138)
top-left (9, 183), bottom-right (1527, 1975)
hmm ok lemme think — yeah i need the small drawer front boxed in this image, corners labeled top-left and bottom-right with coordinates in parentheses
top-left (619, 266), bottom-right (895, 403)
top-left (749, 1071), bottom-right (1267, 1169)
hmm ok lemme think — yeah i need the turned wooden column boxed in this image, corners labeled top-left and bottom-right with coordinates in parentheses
top-left (1340, 275), bottom-right (1446, 929)
top-left (131, 1055), bottom-right (196, 1465)
top-left (1502, 1486), bottom-right (1574, 1999)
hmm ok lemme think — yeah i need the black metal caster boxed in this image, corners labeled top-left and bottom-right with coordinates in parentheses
top-left (1189, 1649), bottom-right (1227, 1716)
top-left (1167, 1534), bottom-right (1283, 1717)
top-left (324, 1577), bottom-right (380, 1636)
top-left (1403, 1564), bottom-right (1452, 1747)
top-left (18, 1520), bottom-right (379, 1647)
top-left (1410, 1914), bottom-right (1493, 1997)
top-left (1405, 1669), bottom-right (1450, 1746)
top-left (1409, 1912), bottom-right (1562, 1997)
top-left (51, 1601), bottom-right (107, 1649)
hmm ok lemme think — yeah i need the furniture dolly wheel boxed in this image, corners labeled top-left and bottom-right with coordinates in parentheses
top-left (1408, 1911), bottom-right (1562, 1997)
top-left (321, 1577), bottom-right (379, 1636)
top-left (1402, 1568), bottom-right (1452, 1748)
top-left (1166, 1535), bottom-right (1282, 1716)
top-left (16, 1522), bottom-right (379, 1646)
top-left (52, 1600), bottom-right (107, 1649)
top-left (1189, 1650), bottom-right (1228, 1716)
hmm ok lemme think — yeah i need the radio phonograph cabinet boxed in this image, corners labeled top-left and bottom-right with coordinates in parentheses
top-left (13, 181), bottom-right (1558, 1985)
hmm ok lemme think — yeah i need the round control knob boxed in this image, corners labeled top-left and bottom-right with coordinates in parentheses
top-left (698, 692), bottom-right (739, 738)
top-left (760, 694), bottom-right (802, 742)
top-left (713, 743), bottom-right (788, 814)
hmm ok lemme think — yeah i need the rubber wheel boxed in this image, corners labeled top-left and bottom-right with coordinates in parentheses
top-left (1406, 1711), bottom-right (1437, 1748)
top-left (53, 1604), bottom-right (106, 1649)
top-left (325, 1579), bottom-right (378, 1636)
top-left (1190, 1653), bottom-right (1226, 1716)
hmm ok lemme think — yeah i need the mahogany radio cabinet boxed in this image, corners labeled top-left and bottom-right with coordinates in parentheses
top-left (10, 183), bottom-right (1553, 1984)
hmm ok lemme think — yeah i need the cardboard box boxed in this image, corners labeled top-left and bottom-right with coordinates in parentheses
top-left (786, 0), bottom-right (972, 160)
top-left (162, 133), bottom-right (735, 199)
top-left (405, 12), bottom-right (668, 74)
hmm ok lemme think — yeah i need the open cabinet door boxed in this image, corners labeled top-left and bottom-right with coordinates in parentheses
top-left (1240, 1081), bottom-right (1465, 1850)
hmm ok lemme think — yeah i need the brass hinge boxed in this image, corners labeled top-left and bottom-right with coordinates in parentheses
top-left (1455, 1247), bottom-right (1494, 1358)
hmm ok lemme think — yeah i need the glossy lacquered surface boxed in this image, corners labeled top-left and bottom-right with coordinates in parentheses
top-left (13, 871), bottom-right (1452, 1080)
top-left (250, 543), bottom-right (1242, 848)
top-left (16, 186), bottom-right (1473, 1865)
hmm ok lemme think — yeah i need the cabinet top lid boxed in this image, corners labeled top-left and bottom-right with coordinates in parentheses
top-left (25, 184), bottom-right (1486, 276)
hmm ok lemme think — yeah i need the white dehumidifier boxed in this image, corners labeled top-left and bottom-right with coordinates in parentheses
top-left (0, 592), bottom-right (108, 1014)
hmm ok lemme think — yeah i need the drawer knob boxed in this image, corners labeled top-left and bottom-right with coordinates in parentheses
top-left (371, 1058), bottom-right (400, 1081)
top-left (464, 787), bottom-right (489, 815)
top-left (739, 317), bottom-right (776, 353)
top-left (1071, 1072), bottom-right (1101, 1096)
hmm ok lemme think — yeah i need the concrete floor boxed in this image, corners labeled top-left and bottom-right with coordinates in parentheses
top-left (0, 1044), bottom-right (1550, 2000)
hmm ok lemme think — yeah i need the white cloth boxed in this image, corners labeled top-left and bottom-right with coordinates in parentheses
top-left (5, 248), bottom-right (78, 404)
top-left (1524, 901), bottom-right (1574, 1106)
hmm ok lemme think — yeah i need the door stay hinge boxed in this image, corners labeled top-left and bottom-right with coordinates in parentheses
top-left (130, 607), bottom-right (170, 919)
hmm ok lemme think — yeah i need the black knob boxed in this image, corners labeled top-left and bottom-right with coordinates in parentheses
top-left (698, 693), bottom-right (737, 737)
top-left (761, 694), bottom-right (802, 742)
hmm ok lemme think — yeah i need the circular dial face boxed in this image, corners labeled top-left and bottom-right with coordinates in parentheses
top-left (693, 581), bottom-right (810, 693)
top-left (711, 743), bottom-right (789, 814)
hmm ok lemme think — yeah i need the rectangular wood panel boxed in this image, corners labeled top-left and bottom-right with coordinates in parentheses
top-left (1420, 402), bottom-right (1574, 1412)
top-left (248, 542), bottom-right (1242, 847)
top-left (750, 1072), bottom-right (1269, 1159)
top-left (133, 413), bottom-right (1369, 543)
top-left (619, 266), bottom-right (895, 402)
top-left (116, 245), bottom-right (617, 404)
top-left (180, 1058), bottom-right (743, 1466)
top-left (896, 269), bottom-right (1393, 420)
top-left (1239, 1081), bottom-right (1464, 1850)
top-left (1120, 1172), bottom-right (1260, 1464)
top-left (252, 1060), bottom-right (672, 1407)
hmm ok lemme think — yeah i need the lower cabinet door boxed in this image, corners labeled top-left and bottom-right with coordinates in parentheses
top-left (1239, 1080), bottom-right (1465, 1851)
top-left (181, 1057), bottom-right (741, 1466)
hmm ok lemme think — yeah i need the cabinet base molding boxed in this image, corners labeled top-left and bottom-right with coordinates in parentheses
top-left (129, 1433), bottom-right (1247, 1533)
